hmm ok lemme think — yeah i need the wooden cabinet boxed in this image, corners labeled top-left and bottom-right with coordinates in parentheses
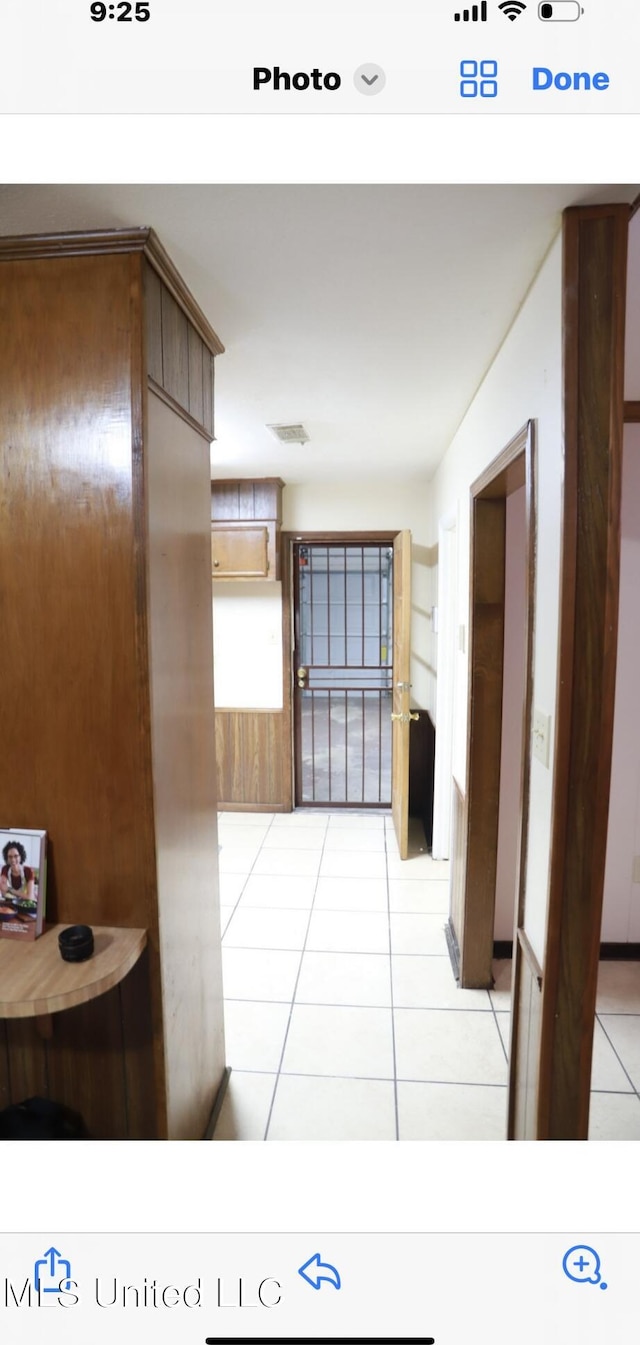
top-left (211, 478), bottom-right (284, 579)
top-left (212, 525), bottom-right (270, 577)
top-left (0, 228), bottom-right (226, 1139)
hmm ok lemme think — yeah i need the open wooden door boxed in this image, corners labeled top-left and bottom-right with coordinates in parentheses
top-left (391, 529), bottom-right (412, 858)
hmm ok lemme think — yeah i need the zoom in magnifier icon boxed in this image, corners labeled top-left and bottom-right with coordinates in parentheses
top-left (562, 1245), bottom-right (608, 1290)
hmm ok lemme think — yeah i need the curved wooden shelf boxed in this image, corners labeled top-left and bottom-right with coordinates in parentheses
top-left (0, 925), bottom-right (147, 1019)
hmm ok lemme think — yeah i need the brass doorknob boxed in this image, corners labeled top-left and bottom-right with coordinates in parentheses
top-left (297, 667), bottom-right (308, 687)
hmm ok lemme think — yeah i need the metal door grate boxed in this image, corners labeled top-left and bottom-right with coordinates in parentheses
top-left (295, 544), bottom-right (393, 805)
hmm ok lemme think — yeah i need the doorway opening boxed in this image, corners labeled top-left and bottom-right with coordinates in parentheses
top-left (292, 541), bottom-right (394, 806)
top-left (447, 422), bottom-right (536, 994)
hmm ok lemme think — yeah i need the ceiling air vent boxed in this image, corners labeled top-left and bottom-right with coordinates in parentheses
top-left (267, 422), bottom-right (310, 445)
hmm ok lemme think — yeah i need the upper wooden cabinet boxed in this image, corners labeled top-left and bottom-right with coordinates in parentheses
top-left (211, 478), bottom-right (285, 579)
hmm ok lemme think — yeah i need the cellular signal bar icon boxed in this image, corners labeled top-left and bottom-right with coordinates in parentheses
top-left (454, 2), bottom-right (487, 18)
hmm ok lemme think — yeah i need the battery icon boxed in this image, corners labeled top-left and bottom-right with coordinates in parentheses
top-left (539, 2), bottom-right (584, 17)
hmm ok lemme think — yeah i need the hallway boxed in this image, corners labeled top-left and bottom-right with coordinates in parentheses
top-left (212, 810), bottom-right (505, 1139)
top-left (212, 811), bottom-right (640, 1141)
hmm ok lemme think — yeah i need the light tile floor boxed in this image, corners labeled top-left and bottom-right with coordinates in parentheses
top-left (212, 810), bottom-right (640, 1141)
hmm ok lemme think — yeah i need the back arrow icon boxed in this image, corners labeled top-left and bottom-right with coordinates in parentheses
top-left (298, 1252), bottom-right (342, 1290)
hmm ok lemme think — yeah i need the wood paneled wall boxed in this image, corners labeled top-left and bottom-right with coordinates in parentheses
top-left (145, 260), bottom-right (216, 438)
top-left (0, 252), bottom-right (154, 932)
top-left (0, 954), bottom-right (157, 1139)
top-left (0, 231), bottom-right (225, 1138)
top-left (0, 251), bottom-right (161, 1133)
top-left (215, 711), bottom-right (289, 811)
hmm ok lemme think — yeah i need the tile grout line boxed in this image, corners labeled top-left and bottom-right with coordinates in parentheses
top-left (224, 995), bottom-right (496, 1013)
top-left (487, 986), bottom-right (509, 1066)
top-left (218, 812), bottom-right (284, 1136)
top-left (385, 819), bottom-right (400, 1141)
top-left (261, 814), bottom-right (331, 1141)
top-left (594, 1012), bottom-right (640, 1099)
top-left (217, 810), bottom-right (279, 936)
top-left (226, 1065), bottom-right (510, 1088)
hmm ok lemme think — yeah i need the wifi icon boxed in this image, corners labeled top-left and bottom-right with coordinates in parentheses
top-left (499, 0), bottom-right (527, 17)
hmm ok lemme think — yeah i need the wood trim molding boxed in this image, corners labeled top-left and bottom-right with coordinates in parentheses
top-left (287, 531), bottom-right (397, 543)
top-left (214, 706), bottom-right (283, 714)
top-left (460, 422), bottom-right (535, 990)
top-left (517, 928), bottom-right (543, 989)
top-left (144, 229), bottom-right (225, 355)
top-left (0, 227), bottom-right (224, 357)
top-left (624, 401), bottom-right (640, 422)
top-left (148, 379), bottom-right (214, 443)
top-left (539, 203), bottom-right (628, 1139)
top-left (472, 424), bottom-right (528, 499)
top-left (280, 534), bottom-right (294, 812)
top-left (0, 226), bottom-right (153, 261)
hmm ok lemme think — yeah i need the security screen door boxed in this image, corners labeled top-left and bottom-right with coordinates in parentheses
top-left (293, 542), bottom-right (395, 808)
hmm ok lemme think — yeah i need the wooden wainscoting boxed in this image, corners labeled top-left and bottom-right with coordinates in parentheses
top-left (215, 709), bottom-right (290, 811)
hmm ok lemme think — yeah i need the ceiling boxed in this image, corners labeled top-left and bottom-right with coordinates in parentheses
top-left (1, 183), bottom-right (637, 485)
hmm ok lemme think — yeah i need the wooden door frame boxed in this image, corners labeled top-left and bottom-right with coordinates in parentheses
top-left (532, 204), bottom-right (629, 1138)
top-left (432, 512), bottom-right (457, 860)
top-left (451, 421), bottom-right (536, 990)
top-left (281, 530), bottom-right (399, 812)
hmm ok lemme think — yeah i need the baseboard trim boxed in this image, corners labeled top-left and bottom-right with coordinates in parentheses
top-left (218, 803), bottom-right (287, 813)
top-left (490, 940), bottom-right (640, 962)
top-left (445, 919), bottom-right (461, 981)
top-left (493, 940), bottom-right (513, 959)
top-left (599, 942), bottom-right (640, 961)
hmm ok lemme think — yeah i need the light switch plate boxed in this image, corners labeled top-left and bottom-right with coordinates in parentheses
top-left (532, 709), bottom-right (551, 767)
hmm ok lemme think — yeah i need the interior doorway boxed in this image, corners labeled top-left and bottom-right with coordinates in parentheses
top-left (447, 422), bottom-right (536, 992)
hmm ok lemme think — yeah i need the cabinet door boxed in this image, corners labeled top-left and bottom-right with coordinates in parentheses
top-left (211, 525), bottom-right (270, 578)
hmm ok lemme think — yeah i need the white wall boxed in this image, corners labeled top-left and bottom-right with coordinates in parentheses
top-left (282, 479), bottom-right (429, 535)
top-left (601, 210), bottom-right (640, 941)
top-left (428, 234), bottom-right (563, 966)
top-left (212, 581), bottom-right (283, 709)
top-left (601, 424), bottom-right (640, 941)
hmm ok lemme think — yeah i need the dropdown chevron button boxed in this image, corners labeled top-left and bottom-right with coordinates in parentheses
top-left (353, 63), bottom-right (386, 95)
